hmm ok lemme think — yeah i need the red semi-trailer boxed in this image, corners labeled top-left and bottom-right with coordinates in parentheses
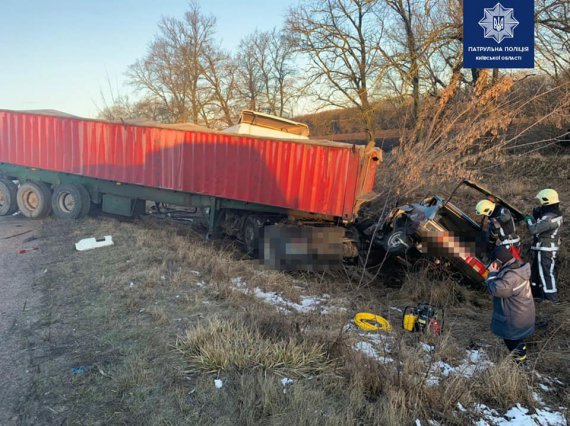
top-left (0, 110), bottom-right (381, 262)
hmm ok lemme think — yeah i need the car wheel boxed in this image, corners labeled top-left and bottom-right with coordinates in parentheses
top-left (384, 228), bottom-right (412, 254)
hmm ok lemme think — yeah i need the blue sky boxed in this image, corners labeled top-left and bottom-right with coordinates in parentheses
top-left (0, 0), bottom-right (293, 117)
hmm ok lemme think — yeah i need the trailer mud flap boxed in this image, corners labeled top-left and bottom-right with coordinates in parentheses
top-left (261, 225), bottom-right (345, 271)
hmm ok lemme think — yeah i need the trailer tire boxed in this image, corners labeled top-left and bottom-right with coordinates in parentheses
top-left (77, 185), bottom-right (91, 217)
top-left (17, 181), bottom-right (52, 219)
top-left (0, 178), bottom-right (18, 216)
top-left (52, 184), bottom-right (90, 219)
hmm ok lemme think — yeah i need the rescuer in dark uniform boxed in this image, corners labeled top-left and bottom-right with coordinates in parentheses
top-left (525, 189), bottom-right (563, 303)
top-left (476, 199), bottom-right (521, 260)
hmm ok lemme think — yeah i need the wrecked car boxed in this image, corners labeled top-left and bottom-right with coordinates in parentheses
top-left (373, 180), bottom-right (525, 284)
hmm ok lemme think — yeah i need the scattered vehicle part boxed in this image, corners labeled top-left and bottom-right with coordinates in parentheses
top-left (1, 230), bottom-right (32, 240)
top-left (354, 312), bottom-right (392, 332)
top-left (75, 236), bottom-right (114, 251)
top-left (19, 247), bottom-right (38, 254)
top-left (71, 366), bottom-right (94, 375)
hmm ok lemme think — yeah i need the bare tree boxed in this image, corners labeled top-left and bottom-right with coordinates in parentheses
top-left (235, 38), bottom-right (263, 112)
top-left (97, 96), bottom-right (171, 122)
top-left (287, 0), bottom-right (385, 149)
top-left (383, 0), bottom-right (421, 121)
top-left (535, 0), bottom-right (570, 79)
top-left (126, 2), bottom-right (217, 124)
top-left (235, 29), bottom-right (300, 117)
top-left (201, 45), bottom-right (239, 127)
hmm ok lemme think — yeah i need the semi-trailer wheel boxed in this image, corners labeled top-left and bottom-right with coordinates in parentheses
top-left (17, 181), bottom-right (52, 218)
top-left (51, 183), bottom-right (91, 219)
top-left (0, 178), bottom-right (18, 216)
top-left (77, 185), bottom-right (91, 217)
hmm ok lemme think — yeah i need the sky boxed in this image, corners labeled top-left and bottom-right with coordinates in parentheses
top-left (0, 0), bottom-right (293, 118)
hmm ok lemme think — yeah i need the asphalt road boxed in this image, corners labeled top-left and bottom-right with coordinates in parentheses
top-left (0, 215), bottom-right (42, 424)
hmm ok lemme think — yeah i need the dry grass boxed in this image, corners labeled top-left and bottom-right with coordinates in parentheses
top-left (177, 318), bottom-right (332, 377)
top-left (399, 269), bottom-right (469, 306)
top-left (473, 359), bottom-right (534, 411)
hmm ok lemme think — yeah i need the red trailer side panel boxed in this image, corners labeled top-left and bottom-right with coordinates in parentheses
top-left (0, 110), bottom-right (379, 219)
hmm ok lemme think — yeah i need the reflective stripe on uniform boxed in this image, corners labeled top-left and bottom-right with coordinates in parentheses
top-left (512, 280), bottom-right (528, 294)
top-left (531, 246), bottom-right (559, 252)
top-left (538, 251), bottom-right (547, 290)
top-left (501, 238), bottom-right (520, 245)
top-left (544, 251), bottom-right (557, 293)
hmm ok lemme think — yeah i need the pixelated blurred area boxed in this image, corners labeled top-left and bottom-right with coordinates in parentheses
top-left (421, 228), bottom-right (478, 259)
top-left (261, 225), bottom-right (345, 271)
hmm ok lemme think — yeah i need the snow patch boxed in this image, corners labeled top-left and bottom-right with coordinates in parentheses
top-left (533, 391), bottom-right (545, 406)
top-left (539, 383), bottom-right (553, 392)
top-left (474, 403), bottom-right (566, 426)
top-left (427, 349), bottom-right (494, 386)
top-left (354, 341), bottom-right (394, 364)
top-left (231, 277), bottom-right (329, 313)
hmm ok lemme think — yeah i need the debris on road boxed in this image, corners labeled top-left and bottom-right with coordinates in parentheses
top-left (71, 366), bottom-right (93, 375)
top-left (75, 236), bottom-right (114, 251)
top-left (18, 247), bottom-right (38, 254)
top-left (1, 230), bottom-right (32, 240)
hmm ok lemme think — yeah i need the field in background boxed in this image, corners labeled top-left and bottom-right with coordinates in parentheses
top-left (8, 153), bottom-right (570, 425)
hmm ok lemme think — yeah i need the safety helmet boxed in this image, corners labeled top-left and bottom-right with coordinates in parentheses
top-left (536, 189), bottom-right (559, 206)
top-left (476, 199), bottom-right (495, 216)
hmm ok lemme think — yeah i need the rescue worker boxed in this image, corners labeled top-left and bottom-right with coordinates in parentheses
top-left (485, 246), bottom-right (535, 364)
top-left (476, 199), bottom-right (521, 260)
top-left (525, 189), bottom-right (563, 302)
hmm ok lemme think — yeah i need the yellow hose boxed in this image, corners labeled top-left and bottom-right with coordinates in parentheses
top-left (354, 312), bottom-right (392, 332)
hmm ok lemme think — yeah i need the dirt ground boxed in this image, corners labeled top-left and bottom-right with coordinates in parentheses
top-left (0, 216), bottom-right (43, 424)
